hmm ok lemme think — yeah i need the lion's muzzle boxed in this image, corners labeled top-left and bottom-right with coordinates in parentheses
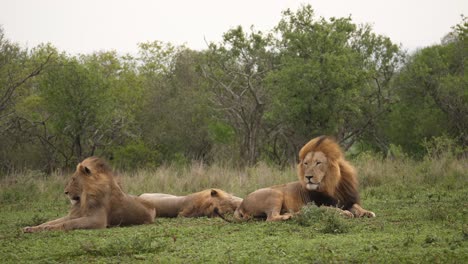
top-left (69, 195), bottom-right (80, 205)
top-left (305, 176), bottom-right (320, 190)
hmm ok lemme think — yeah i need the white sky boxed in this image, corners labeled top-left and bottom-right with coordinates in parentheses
top-left (0, 0), bottom-right (466, 55)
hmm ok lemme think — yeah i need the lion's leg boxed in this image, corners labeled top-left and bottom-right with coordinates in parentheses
top-left (265, 202), bottom-right (292, 221)
top-left (266, 211), bottom-right (292, 221)
top-left (350, 204), bottom-right (376, 218)
top-left (23, 216), bottom-right (70, 233)
top-left (43, 216), bottom-right (107, 232)
top-left (35, 216), bottom-right (70, 227)
top-left (24, 211), bottom-right (107, 232)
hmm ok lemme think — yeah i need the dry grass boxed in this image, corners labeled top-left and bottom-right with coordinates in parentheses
top-left (355, 152), bottom-right (467, 188)
top-left (1, 153), bottom-right (466, 202)
top-left (120, 161), bottom-right (296, 197)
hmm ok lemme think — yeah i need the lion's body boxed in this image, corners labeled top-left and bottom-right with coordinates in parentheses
top-left (234, 136), bottom-right (375, 221)
top-left (139, 189), bottom-right (243, 218)
top-left (23, 157), bottom-right (156, 232)
top-left (235, 182), bottom-right (338, 220)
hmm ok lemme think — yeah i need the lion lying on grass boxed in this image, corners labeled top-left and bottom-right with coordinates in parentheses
top-left (139, 189), bottom-right (242, 218)
top-left (234, 136), bottom-right (375, 221)
top-left (23, 157), bottom-right (156, 232)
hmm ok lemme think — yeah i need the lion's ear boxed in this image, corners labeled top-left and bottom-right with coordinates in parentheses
top-left (79, 164), bottom-right (91, 175)
top-left (210, 189), bottom-right (218, 197)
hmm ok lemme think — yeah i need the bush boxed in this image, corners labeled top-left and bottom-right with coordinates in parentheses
top-left (111, 140), bottom-right (161, 170)
top-left (295, 204), bottom-right (350, 234)
top-left (422, 135), bottom-right (465, 159)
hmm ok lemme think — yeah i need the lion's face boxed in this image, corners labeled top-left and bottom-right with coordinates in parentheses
top-left (299, 151), bottom-right (328, 191)
top-left (64, 157), bottom-right (107, 206)
top-left (64, 166), bottom-right (88, 205)
top-left (208, 189), bottom-right (243, 216)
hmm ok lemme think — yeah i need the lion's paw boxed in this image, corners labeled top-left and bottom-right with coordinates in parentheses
top-left (282, 214), bottom-right (293, 220)
top-left (364, 211), bottom-right (376, 218)
top-left (354, 210), bottom-right (376, 218)
top-left (23, 226), bottom-right (41, 233)
top-left (341, 210), bottom-right (354, 218)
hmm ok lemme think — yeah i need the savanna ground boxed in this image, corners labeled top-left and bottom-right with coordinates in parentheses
top-left (0, 153), bottom-right (467, 263)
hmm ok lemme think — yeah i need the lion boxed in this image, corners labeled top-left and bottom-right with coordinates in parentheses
top-left (23, 157), bottom-right (156, 232)
top-left (234, 136), bottom-right (376, 221)
top-left (139, 189), bottom-right (243, 218)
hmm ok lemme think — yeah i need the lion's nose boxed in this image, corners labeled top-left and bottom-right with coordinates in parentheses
top-left (305, 176), bottom-right (313, 181)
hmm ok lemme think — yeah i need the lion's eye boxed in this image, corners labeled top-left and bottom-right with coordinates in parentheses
top-left (316, 161), bottom-right (322, 165)
top-left (303, 162), bottom-right (308, 166)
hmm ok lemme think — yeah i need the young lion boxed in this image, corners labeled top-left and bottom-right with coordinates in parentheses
top-left (139, 189), bottom-right (243, 218)
top-left (234, 136), bottom-right (376, 221)
top-left (23, 157), bottom-right (156, 232)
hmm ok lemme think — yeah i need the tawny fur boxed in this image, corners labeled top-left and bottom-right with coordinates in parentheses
top-left (234, 136), bottom-right (375, 221)
top-left (23, 157), bottom-right (156, 233)
top-left (139, 189), bottom-right (243, 218)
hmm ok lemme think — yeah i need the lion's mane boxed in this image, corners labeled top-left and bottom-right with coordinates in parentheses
top-left (298, 136), bottom-right (359, 209)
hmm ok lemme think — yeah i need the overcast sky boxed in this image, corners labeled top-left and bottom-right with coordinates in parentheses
top-left (0, 0), bottom-right (466, 55)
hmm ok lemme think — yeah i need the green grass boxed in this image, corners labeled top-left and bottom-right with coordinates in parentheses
top-left (0, 155), bottom-right (467, 263)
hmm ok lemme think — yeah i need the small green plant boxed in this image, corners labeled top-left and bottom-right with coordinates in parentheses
top-left (424, 234), bottom-right (440, 244)
top-left (321, 211), bottom-right (350, 234)
top-left (403, 233), bottom-right (415, 246)
top-left (427, 203), bottom-right (449, 221)
top-left (295, 204), bottom-right (350, 234)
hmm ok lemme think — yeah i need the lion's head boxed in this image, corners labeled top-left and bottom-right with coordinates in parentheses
top-left (64, 157), bottom-right (117, 209)
top-left (210, 189), bottom-right (243, 215)
top-left (190, 189), bottom-right (243, 217)
top-left (297, 136), bottom-right (346, 196)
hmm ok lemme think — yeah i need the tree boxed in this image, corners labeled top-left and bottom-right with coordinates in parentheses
top-left (0, 28), bottom-right (55, 172)
top-left (22, 51), bottom-right (143, 167)
top-left (0, 27), bottom-right (53, 129)
top-left (380, 17), bottom-right (467, 154)
top-left (201, 26), bottom-right (276, 165)
top-left (136, 41), bottom-right (213, 162)
top-left (265, 5), bottom-right (403, 162)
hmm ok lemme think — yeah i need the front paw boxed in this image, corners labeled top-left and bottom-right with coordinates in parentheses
top-left (354, 210), bottom-right (376, 218)
top-left (23, 226), bottom-right (42, 233)
top-left (281, 213), bottom-right (293, 220)
top-left (363, 210), bottom-right (376, 218)
top-left (341, 210), bottom-right (354, 218)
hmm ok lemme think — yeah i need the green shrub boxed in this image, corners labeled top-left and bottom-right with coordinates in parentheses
top-left (112, 140), bottom-right (161, 170)
top-left (295, 204), bottom-right (350, 234)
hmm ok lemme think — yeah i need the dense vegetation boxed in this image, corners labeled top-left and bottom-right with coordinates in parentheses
top-left (0, 5), bottom-right (466, 172)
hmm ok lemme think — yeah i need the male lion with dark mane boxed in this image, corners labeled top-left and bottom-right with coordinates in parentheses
top-left (234, 136), bottom-right (375, 221)
top-left (23, 157), bottom-right (156, 232)
top-left (139, 189), bottom-right (242, 218)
